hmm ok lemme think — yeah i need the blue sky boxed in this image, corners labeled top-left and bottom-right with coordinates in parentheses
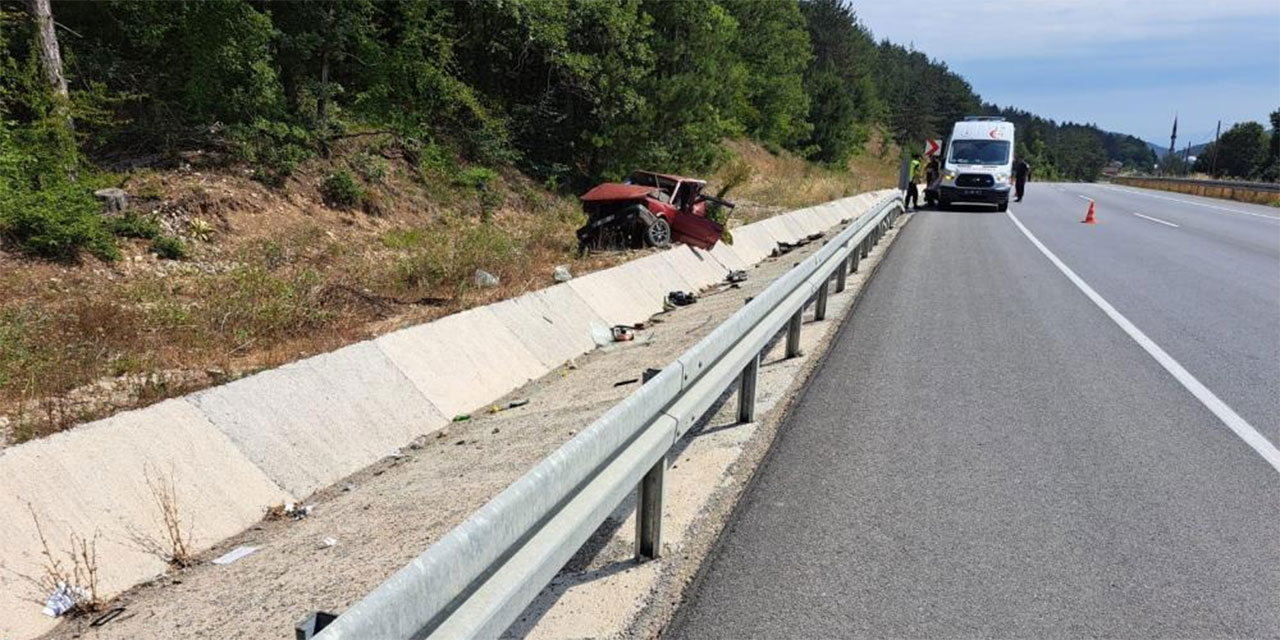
top-left (854, 0), bottom-right (1280, 145)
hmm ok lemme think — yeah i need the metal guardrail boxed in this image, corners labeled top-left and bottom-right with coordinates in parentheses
top-left (1114, 175), bottom-right (1280, 193)
top-left (309, 194), bottom-right (904, 640)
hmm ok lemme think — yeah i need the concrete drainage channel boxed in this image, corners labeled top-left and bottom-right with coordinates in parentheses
top-left (1, 190), bottom-right (899, 640)
top-left (309, 195), bottom-right (907, 640)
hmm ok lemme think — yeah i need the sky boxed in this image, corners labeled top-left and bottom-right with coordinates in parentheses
top-left (854, 0), bottom-right (1280, 146)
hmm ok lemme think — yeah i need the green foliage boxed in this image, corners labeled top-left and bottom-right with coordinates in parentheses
top-left (233, 119), bottom-right (313, 186)
top-left (321, 170), bottom-right (365, 208)
top-left (0, 181), bottom-right (119, 261)
top-left (1194, 121), bottom-right (1269, 179)
top-left (149, 234), bottom-right (188, 260)
top-left (108, 213), bottom-right (162, 240)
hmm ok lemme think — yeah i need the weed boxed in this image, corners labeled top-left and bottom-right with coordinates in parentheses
top-left (188, 218), bottom-right (215, 242)
top-left (381, 228), bottom-right (428, 250)
top-left (18, 505), bottom-right (103, 616)
top-left (321, 170), bottom-right (365, 208)
top-left (130, 467), bottom-right (196, 568)
top-left (150, 235), bottom-right (188, 260)
top-left (354, 153), bottom-right (389, 183)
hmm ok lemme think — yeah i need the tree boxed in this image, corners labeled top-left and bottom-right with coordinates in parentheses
top-left (1257, 109), bottom-right (1279, 182)
top-left (723, 0), bottom-right (812, 150)
top-left (799, 0), bottom-right (879, 164)
top-left (1195, 121), bottom-right (1267, 178)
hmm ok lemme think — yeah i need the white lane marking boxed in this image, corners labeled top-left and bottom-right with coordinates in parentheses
top-left (1098, 184), bottom-right (1280, 222)
top-left (1076, 194), bottom-right (1094, 202)
top-left (1132, 212), bottom-right (1179, 228)
top-left (1005, 209), bottom-right (1280, 473)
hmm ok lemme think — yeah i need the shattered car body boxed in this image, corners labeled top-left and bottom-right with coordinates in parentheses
top-left (577, 171), bottom-right (733, 252)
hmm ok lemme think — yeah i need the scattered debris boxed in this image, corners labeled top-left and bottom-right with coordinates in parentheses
top-left (42, 583), bottom-right (88, 618)
top-left (633, 322), bottom-right (647, 330)
top-left (342, 483), bottom-right (356, 492)
top-left (408, 434), bottom-right (429, 450)
top-left (553, 264), bottom-right (573, 283)
top-left (284, 503), bottom-right (313, 520)
top-left (488, 404), bottom-right (502, 414)
top-left (665, 291), bottom-right (697, 309)
top-left (90, 607), bottom-right (126, 627)
top-left (491, 427), bottom-right (501, 434)
top-left (726, 269), bottom-right (748, 283)
top-left (611, 325), bottom-right (635, 341)
top-left (452, 414), bottom-right (471, 422)
top-left (507, 399), bottom-right (530, 409)
top-left (473, 269), bottom-right (500, 287)
top-left (642, 367), bottom-right (662, 383)
top-left (565, 358), bottom-right (579, 370)
top-left (435, 429), bottom-right (449, 439)
top-left (614, 378), bottom-right (640, 387)
top-left (211, 545), bottom-right (259, 566)
top-left (317, 537), bottom-right (338, 550)
top-left (455, 439), bottom-right (466, 446)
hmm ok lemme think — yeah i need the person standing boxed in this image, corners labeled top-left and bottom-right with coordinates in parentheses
top-left (1014, 157), bottom-right (1031, 202)
top-left (904, 153), bottom-right (922, 210)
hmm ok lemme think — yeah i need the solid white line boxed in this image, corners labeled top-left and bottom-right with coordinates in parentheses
top-left (1005, 209), bottom-right (1280, 473)
top-left (1132, 212), bottom-right (1179, 228)
top-left (1099, 184), bottom-right (1280, 222)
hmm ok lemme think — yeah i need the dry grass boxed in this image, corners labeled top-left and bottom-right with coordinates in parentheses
top-left (0, 135), bottom-right (896, 444)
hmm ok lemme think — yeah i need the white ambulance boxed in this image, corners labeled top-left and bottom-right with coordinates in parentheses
top-left (937, 116), bottom-right (1015, 211)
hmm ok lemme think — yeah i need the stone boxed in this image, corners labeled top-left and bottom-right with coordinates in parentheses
top-left (93, 188), bottom-right (128, 213)
top-left (474, 269), bottom-right (500, 287)
top-left (552, 264), bottom-right (573, 283)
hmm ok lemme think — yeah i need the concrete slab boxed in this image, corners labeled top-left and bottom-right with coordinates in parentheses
top-left (659, 245), bottom-right (728, 291)
top-left (567, 268), bottom-right (657, 328)
top-left (784, 207), bottom-right (826, 236)
top-left (191, 341), bottom-right (446, 497)
top-left (375, 307), bottom-right (548, 422)
top-left (706, 240), bottom-right (750, 273)
top-left (0, 399), bottom-right (289, 640)
top-left (490, 286), bottom-right (606, 370)
top-left (630, 252), bottom-right (700, 296)
top-left (724, 225), bottom-right (775, 263)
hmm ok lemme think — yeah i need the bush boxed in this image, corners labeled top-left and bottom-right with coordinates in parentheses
top-left (321, 170), bottom-right (364, 208)
top-left (0, 182), bottom-right (119, 261)
top-left (233, 119), bottom-right (313, 187)
top-left (108, 212), bottom-right (162, 239)
top-left (149, 235), bottom-right (188, 260)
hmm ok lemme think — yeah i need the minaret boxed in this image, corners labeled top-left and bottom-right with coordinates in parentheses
top-left (1168, 113), bottom-right (1178, 159)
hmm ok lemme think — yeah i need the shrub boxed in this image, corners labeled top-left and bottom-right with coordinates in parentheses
top-left (108, 212), bottom-right (162, 239)
top-left (233, 119), bottom-right (313, 187)
top-left (321, 170), bottom-right (364, 208)
top-left (150, 235), bottom-right (188, 260)
top-left (0, 182), bottom-right (119, 261)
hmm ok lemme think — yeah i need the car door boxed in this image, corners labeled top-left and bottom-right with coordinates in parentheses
top-left (668, 182), bottom-right (723, 250)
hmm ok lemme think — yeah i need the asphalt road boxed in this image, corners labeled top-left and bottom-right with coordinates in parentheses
top-left (667, 184), bottom-right (1280, 639)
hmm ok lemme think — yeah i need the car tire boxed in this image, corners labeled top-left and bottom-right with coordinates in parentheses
top-left (644, 217), bottom-right (672, 248)
top-left (996, 201), bottom-right (1008, 212)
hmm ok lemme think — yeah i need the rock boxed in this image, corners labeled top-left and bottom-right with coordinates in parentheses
top-left (552, 264), bottom-right (573, 283)
top-left (473, 269), bottom-right (500, 287)
top-left (93, 188), bottom-right (128, 213)
top-left (408, 434), bottom-right (429, 450)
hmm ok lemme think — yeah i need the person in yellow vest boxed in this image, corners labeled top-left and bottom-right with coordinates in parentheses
top-left (904, 153), bottom-right (922, 211)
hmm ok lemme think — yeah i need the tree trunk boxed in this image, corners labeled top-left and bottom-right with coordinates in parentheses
top-left (28, 0), bottom-right (68, 98)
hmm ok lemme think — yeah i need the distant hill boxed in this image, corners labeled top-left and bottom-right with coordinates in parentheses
top-left (1145, 140), bottom-right (1210, 159)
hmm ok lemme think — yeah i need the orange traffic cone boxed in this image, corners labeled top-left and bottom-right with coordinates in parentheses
top-left (1081, 199), bottom-right (1097, 224)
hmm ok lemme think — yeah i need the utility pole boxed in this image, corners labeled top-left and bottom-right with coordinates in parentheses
top-left (1210, 120), bottom-right (1221, 177)
top-left (1167, 113), bottom-right (1178, 173)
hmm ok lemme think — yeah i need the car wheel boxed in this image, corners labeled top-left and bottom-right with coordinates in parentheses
top-left (645, 217), bottom-right (672, 248)
top-left (996, 201), bottom-right (1008, 212)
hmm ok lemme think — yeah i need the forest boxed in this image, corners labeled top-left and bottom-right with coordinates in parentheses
top-left (3, 0), bottom-right (1161, 261)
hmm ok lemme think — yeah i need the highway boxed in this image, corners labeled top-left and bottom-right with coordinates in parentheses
top-left (667, 184), bottom-right (1280, 638)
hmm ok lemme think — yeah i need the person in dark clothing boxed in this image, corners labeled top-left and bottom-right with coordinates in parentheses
top-left (904, 153), bottom-right (921, 210)
top-left (1014, 157), bottom-right (1031, 201)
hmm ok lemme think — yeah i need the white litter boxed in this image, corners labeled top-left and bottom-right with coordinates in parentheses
top-left (212, 545), bottom-right (260, 566)
top-left (42, 582), bottom-right (85, 617)
top-left (318, 537), bottom-right (338, 549)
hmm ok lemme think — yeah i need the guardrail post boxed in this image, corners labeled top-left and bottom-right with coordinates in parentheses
top-left (850, 248), bottom-right (860, 273)
top-left (814, 277), bottom-right (830, 321)
top-left (636, 456), bottom-right (666, 561)
top-left (738, 353), bottom-right (760, 423)
top-left (835, 257), bottom-right (848, 293)
top-left (860, 237), bottom-right (869, 259)
top-left (786, 309), bottom-right (803, 357)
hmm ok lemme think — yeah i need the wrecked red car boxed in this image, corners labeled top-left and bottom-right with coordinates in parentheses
top-left (577, 171), bottom-right (734, 252)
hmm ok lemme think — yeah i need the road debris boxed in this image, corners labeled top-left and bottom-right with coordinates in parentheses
top-left (665, 291), bottom-right (697, 309)
top-left (726, 270), bottom-right (748, 283)
top-left (452, 414), bottom-right (471, 422)
top-left (613, 378), bottom-right (640, 387)
top-left (90, 607), bottom-right (126, 628)
top-left (553, 265), bottom-right (573, 282)
top-left (611, 325), bottom-right (635, 341)
top-left (212, 546), bottom-right (259, 566)
top-left (42, 583), bottom-right (87, 617)
top-left (317, 538), bottom-right (338, 550)
top-left (507, 399), bottom-right (530, 409)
